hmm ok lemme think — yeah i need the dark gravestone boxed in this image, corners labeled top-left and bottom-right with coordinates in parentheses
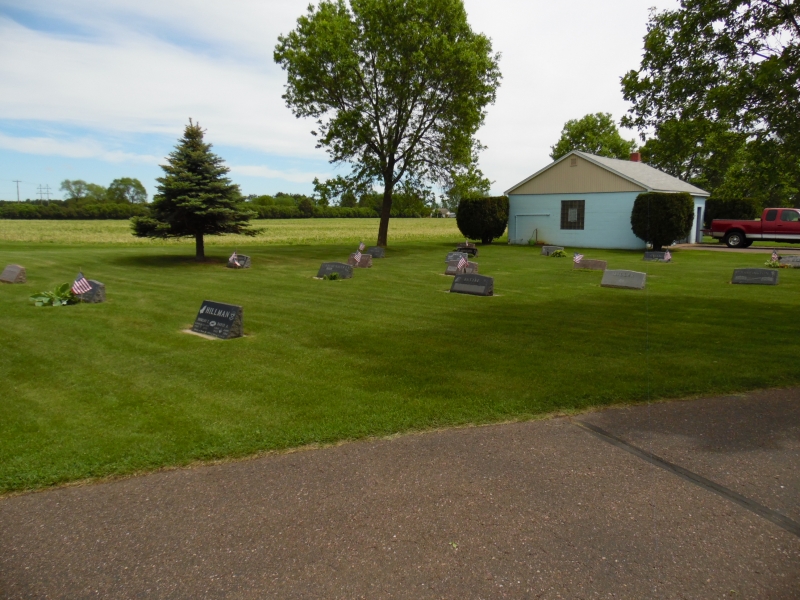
top-left (444, 260), bottom-right (465, 276)
top-left (192, 300), bottom-right (243, 340)
top-left (601, 270), bottom-right (647, 290)
top-left (446, 251), bottom-right (469, 263)
top-left (644, 251), bottom-right (670, 262)
top-left (573, 259), bottom-right (607, 271)
top-left (456, 243), bottom-right (478, 257)
top-left (450, 274), bottom-right (494, 296)
top-left (541, 245), bottom-right (564, 256)
top-left (78, 280), bottom-right (106, 303)
top-left (0, 264), bottom-right (26, 283)
top-left (779, 255), bottom-right (800, 268)
top-left (366, 246), bottom-right (385, 258)
top-left (347, 253), bottom-right (373, 268)
top-left (732, 268), bottom-right (778, 285)
top-left (227, 254), bottom-right (251, 269)
top-left (317, 262), bottom-right (353, 279)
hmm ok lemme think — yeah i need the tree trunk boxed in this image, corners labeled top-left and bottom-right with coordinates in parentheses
top-left (195, 233), bottom-right (205, 261)
top-left (376, 179), bottom-right (395, 247)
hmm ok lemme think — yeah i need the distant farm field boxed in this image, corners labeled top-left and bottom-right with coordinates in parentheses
top-left (0, 218), bottom-right (463, 246)
top-left (2, 221), bottom-right (799, 494)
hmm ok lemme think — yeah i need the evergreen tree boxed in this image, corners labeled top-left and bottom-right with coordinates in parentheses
top-left (132, 121), bottom-right (254, 260)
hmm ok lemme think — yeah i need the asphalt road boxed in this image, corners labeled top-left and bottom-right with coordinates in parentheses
top-left (1, 389), bottom-right (798, 599)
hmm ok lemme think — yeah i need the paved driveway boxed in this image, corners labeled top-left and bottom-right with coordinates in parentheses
top-left (1, 389), bottom-right (798, 599)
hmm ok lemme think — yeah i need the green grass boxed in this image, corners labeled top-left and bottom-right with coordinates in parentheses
top-left (2, 222), bottom-right (800, 493)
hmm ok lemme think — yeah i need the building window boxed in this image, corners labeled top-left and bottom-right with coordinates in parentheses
top-left (570, 157), bottom-right (577, 167)
top-left (560, 200), bottom-right (585, 230)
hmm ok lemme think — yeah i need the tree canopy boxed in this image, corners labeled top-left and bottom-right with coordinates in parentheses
top-left (550, 113), bottom-right (636, 161)
top-left (274, 0), bottom-right (501, 246)
top-left (131, 121), bottom-right (254, 260)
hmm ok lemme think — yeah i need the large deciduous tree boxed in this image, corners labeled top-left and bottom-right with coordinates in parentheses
top-left (131, 121), bottom-right (254, 261)
top-left (550, 113), bottom-right (636, 161)
top-left (107, 178), bottom-right (148, 204)
top-left (274, 0), bottom-right (501, 246)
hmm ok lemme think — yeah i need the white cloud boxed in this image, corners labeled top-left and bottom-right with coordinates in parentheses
top-left (0, 132), bottom-right (159, 163)
top-left (230, 165), bottom-right (331, 183)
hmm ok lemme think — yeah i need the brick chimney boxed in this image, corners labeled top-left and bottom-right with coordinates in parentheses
top-left (630, 152), bottom-right (641, 162)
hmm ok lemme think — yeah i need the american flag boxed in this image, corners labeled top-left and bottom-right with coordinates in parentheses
top-left (229, 251), bottom-right (240, 266)
top-left (573, 253), bottom-right (584, 263)
top-left (772, 250), bottom-right (779, 262)
top-left (457, 256), bottom-right (468, 270)
top-left (358, 242), bottom-right (365, 251)
top-left (71, 272), bottom-right (92, 294)
top-left (354, 250), bottom-right (362, 263)
top-left (664, 250), bottom-right (672, 261)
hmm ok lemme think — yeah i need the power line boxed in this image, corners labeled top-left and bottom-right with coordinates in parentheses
top-left (36, 184), bottom-right (53, 201)
top-left (13, 180), bottom-right (21, 202)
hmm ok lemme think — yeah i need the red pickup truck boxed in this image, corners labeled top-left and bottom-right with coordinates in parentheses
top-left (710, 208), bottom-right (800, 247)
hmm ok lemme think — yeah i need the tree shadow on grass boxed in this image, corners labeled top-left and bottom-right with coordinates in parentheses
top-left (111, 254), bottom-right (226, 268)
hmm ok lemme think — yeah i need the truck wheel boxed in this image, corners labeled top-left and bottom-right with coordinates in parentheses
top-left (725, 231), bottom-right (747, 248)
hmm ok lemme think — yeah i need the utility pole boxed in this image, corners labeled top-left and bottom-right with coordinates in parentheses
top-left (37, 185), bottom-right (44, 200)
top-left (13, 180), bottom-right (21, 201)
top-left (43, 184), bottom-right (52, 200)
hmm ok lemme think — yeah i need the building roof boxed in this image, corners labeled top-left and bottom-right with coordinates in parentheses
top-left (505, 150), bottom-right (710, 197)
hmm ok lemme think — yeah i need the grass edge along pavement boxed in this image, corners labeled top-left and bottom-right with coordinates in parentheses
top-left (2, 237), bottom-right (800, 494)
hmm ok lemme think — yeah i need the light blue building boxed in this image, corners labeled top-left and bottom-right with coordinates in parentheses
top-left (505, 151), bottom-right (709, 249)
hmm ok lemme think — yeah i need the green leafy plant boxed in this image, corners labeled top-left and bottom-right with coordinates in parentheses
top-left (30, 283), bottom-right (78, 307)
top-left (323, 272), bottom-right (341, 280)
top-left (549, 249), bottom-right (567, 257)
top-left (765, 260), bottom-right (790, 269)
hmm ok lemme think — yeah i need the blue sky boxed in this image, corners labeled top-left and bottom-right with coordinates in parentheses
top-left (0, 0), bottom-right (677, 202)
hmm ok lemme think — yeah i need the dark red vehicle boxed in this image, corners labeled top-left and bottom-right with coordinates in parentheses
top-left (709, 208), bottom-right (800, 248)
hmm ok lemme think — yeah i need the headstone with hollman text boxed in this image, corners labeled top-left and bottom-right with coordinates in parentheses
top-left (600, 270), bottom-right (647, 290)
top-left (450, 273), bottom-right (494, 296)
top-left (316, 262), bottom-right (353, 279)
top-left (731, 268), bottom-right (778, 285)
top-left (0, 264), bottom-right (26, 284)
top-left (191, 300), bottom-right (243, 340)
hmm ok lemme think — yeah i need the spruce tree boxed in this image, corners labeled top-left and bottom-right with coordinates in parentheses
top-left (132, 120), bottom-right (254, 260)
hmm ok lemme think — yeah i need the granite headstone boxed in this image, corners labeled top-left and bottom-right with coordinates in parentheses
top-left (601, 270), bottom-right (647, 290)
top-left (0, 264), bottom-right (26, 283)
top-left (450, 274), bottom-right (494, 296)
top-left (456, 243), bottom-right (478, 257)
top-left (444, 260), bottom-right (465, 276)
top-left (446, 251), bottom-right (469, 263)
top-left (78, 280), bottom-right (106, 303)
top-left (366, 246), bottom-right (385, 259)
top-left (541, 245), bottom-right (564, 256)
top-left (316, 262), bottom-right (353, 279)
top-left (573, 259), bottom-right (607, 271)
top-left (779, 255), bottom-right (800, 268)
top-left (644, 251), bottom-right (671, 262)
top-left (192, 300), bottom-right (243, 340)
top-left (731, 268), bottom-right (778, 285)
top-left (227, 254), bottom-right (251, 269)
top-left (348, 253), bottom-right (373, 268)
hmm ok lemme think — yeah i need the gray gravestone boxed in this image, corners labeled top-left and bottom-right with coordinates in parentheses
top-left (78, 280), bottom-right (106, 303)
top-left (445, 260), bottom-right (465, 276)
top-left (446, 251), bottom-right (469, 263)
top-left (601, 270), bottom-right (647, 290)
top-left (317, 262), bottom-right (353, 279)
top-left (366, 246), bottom-right (385, 258)
top-left (644, 251), bottom-right (670, 262)
top-left (456, 243), bottom-right (478, 257)
top-left (348, 253), bottom-right (373, 268)
top-left (779, 255), bottom-right (800, 268)
top-left (541, 245), bottom-right (564, 256)
top-left (732, 268), bottom-right (778, 285)
top-left (0, 264), bottom-right (26, 283)
top-left (573, 259), bottom-right (607, 271)
top-left (450, 274), bottom-right (494, 296)
top-left (227, 254), bottom-right (251, 269)
top-left (464, 261), bottom-right (479, 274)
top-left (192, 300), bottom-right (243, 340)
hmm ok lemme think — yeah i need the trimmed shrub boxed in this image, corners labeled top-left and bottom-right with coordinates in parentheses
top-left (630, 192), bottom-right (694, 251)
top-left (703, 197), bottom-right (761, 227)
top-left (456, 196), bottom-right (509, 244)
top-left (0, 201), bottom-right (150, 220)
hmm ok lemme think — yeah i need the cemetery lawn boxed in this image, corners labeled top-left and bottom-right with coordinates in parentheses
top-left (3, 233), bottom-right (800, 492)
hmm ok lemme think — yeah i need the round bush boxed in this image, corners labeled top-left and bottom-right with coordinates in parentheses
top-left (456, 196), bottom-right (509, 244)
top-left (630, 192), bottom-right (694, 251)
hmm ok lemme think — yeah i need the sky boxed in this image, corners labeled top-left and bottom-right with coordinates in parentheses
top-left (0, 0), bottom-right (679, 202)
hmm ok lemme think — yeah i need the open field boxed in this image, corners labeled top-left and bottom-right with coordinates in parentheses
top-left (2, 227), bottom-right (800, 493)
top-left (0, 217), bottom-right (464, 246)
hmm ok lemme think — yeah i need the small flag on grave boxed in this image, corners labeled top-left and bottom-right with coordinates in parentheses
top-left (358, 242), bottom-right (365, 251)
top-left (229, 250), bottom-right (240, 267)
top-left (457, 255), bottom-right (468, 270)
top-left (772, 250), bottom-right (779, 262)
top-left (664, 250), bottom-right (672, 261)
top-left (72, 272), bottom-right (92, 295)
top-left (573, 253), bottom-right (584, 263)
top-left (354, 250), bottom-right (362, 263)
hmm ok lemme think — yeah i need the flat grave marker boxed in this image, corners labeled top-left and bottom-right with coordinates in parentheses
top-left (191, 300), bottom-right (243, 340)
top-left (0, 264), bottom-right (26, 284)
top-left (643, 251), bottom-right (671, 262)
top-left (227, 254), bottom-right (251, 269)
top-left (78, 280), bottom-right (106, 303)
top-left (348, 253), bottom-right (373, 268)
top-left (732, 268), bottom-right (778, 285)
top-left (456, 243), bottom-right (478, 257)
top-left (779, 255), bottom-right (800, 268)
top-left (573, 259), bottom-right (607, 271)
top-left (541, 245), bottom-right (564, 256)
top-left (446, 251), bottom-right (469, 263)
top-left (316, 262), bottom-right (353, 279)
top-left (366, 246), bottom-right (385, 259)
top-left (450, 274), bottom-right (494, 296)
top-left (601, 270), bottom-right (647, 290)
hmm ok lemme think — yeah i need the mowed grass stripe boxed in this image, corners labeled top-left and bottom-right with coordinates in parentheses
top-left (1, 231), bottom-right (799, 493)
